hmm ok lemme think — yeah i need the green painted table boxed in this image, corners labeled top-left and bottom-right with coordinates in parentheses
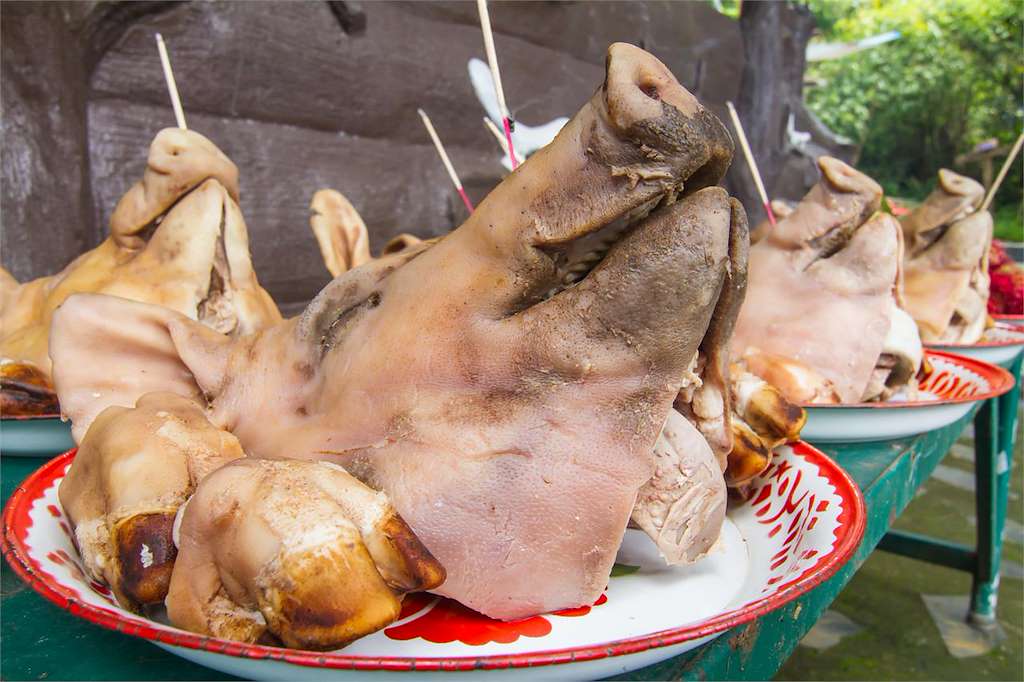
top-left (2, 355), bottom-right (1019, 680)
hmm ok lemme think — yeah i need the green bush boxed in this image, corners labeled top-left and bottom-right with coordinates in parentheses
top-left (803, 0), bottom-right (1023, 230)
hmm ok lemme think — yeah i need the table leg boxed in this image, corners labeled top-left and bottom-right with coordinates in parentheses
top-left (971, 351), bottom-right (1023, 625)
top-left (969, 396), bottom-right (1002, 626)
top-left (997, 352), bottom-right (1022, 478)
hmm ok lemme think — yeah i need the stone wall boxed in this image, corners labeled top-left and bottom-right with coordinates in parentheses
top-left (1, 0), bottom-right (842, 311)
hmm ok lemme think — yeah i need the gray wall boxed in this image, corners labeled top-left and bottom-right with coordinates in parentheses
top-left (1, 1), bottom-right (838, 312)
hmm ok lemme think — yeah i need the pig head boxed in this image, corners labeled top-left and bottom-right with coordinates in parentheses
top-left (0, 129), bottom-right (281, 380)
top-left (901, 169), bottom-right (993, 343)
top-left (731, 157), bottom-right (923, 404)
top-left (52, 44), bottom-right (746, 620)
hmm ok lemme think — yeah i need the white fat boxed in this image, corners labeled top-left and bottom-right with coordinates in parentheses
top-left (882, 305), bottom-right (924, 373)
top-left (140, 544), bottom-right (154, 568)
top-left (74, 518), bottom-right (110, 581)
top-left (732, 370), bottom-right (766, 414)
top-left (281, 522), bottom-right (349, 556)
top-left (680, 353), bottom-right (702, 389)
top-left (172, 496), bottom-right (191, 549)
top-left (676, 353), bottom-right (703, 402)
top-left (156, 419), bottom-right (206, 452)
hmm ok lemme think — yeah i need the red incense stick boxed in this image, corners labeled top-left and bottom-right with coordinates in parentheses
top-left (477, 0), bottom-right (519, 169)
top-left (418, 108), bottom-right (474, 213)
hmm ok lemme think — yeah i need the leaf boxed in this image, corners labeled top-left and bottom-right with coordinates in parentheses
top-left (610, 563), bottom-right (640, 577)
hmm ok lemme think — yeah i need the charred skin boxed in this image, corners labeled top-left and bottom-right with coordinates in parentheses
top-left (1, 362), bottom-right (59, 416)
top-left (110, 511), bottom-right (178, 607)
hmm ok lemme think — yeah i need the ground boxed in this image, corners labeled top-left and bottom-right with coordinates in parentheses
top-left (779, 416), bottom-right (1024, 681)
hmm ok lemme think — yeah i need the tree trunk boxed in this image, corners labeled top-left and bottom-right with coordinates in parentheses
top-left (725, 1), bottom-right (823, 225)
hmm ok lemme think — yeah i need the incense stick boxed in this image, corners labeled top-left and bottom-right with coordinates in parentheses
top-left (726, 101), bottom-right (775, 226)
top-left (980, 131), bottom-right (1024, 213)
top-left (484, 116), bottom-right (509, 155)
top-left (418, 108), bottom-right (474, 213)
top-left (155, 33), bottom-right (187, 130)
top-left (476, 0), bottom-right (519, 169)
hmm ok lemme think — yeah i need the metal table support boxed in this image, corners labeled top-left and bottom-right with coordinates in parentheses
top-left (876, 352), bottom-right (1021, 628)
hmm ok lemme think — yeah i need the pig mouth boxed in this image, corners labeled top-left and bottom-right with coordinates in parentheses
top-left (539, 191), bottom-right (673, 299)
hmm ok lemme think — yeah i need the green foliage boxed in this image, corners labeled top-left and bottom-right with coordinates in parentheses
top-left (994, 201), bottom-right (1024, 242)
top-left (804, 0), bottom-right (1023, 224)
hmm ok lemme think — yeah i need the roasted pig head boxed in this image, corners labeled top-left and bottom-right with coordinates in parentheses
top-left (53, 43), bottom-right (744, 621)
top-left (901, 169), bottom-right (993, 343)
top-left (0, 129), bottom-right (281, 398)
top-left (731, 157), bottom-right (923, 404)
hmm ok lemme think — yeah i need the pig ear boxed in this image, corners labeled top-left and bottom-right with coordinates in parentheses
top-left (309, 189), bottom-right (371, 278)
top-left (50, 294), bottom-right (230, 443)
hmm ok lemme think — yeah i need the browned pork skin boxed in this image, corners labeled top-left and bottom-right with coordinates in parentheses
top-left (53, 43), bottom-right (743, 622)
top-left (1, 361), bottom-right (59, 416)
top-left (58, 393), bottom-right (244, 611)
top-left (901, 169), bottom-right (992, 344)
top-left (725, 366), bottom-right (806, 485)
top-left (168, 458), bottom-right (444, 649)
top-left (0, 129), bottom-right (281, 401)
top-left (59, 391), bottom-right (442, 650)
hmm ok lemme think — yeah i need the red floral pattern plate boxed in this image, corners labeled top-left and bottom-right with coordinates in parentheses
top-left (802, 350), bottom-right (1014, 443)
top-left (925, 322), bottom-right (1024, 368)
top-left (993, 314), bottom-right (1024, 328)
top-left (3, 442), bottom-right (864, 680)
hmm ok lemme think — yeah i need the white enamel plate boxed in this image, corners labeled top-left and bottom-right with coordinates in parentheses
top-left (925, 322), bottom-right (1024, 368)
top-left (3, 443), bottom-right (864, 681)
top-left (801, 350), bottom-right (1014, 444)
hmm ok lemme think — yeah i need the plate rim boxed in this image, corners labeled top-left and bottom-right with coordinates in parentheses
top-left (2, 442), bottom-right (865, 673)
top-left (1, 413), bottom-right (64, 422)
top-left (924, 322), bottom-right (1024, 349)
top-left (802, 349), bottom-right (1015, 410)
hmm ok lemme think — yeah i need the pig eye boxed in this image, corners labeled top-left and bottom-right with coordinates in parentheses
top-left (319, 292), bottom-right (382, 356)
top-left (641, 83), bottom-right (660, 101)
